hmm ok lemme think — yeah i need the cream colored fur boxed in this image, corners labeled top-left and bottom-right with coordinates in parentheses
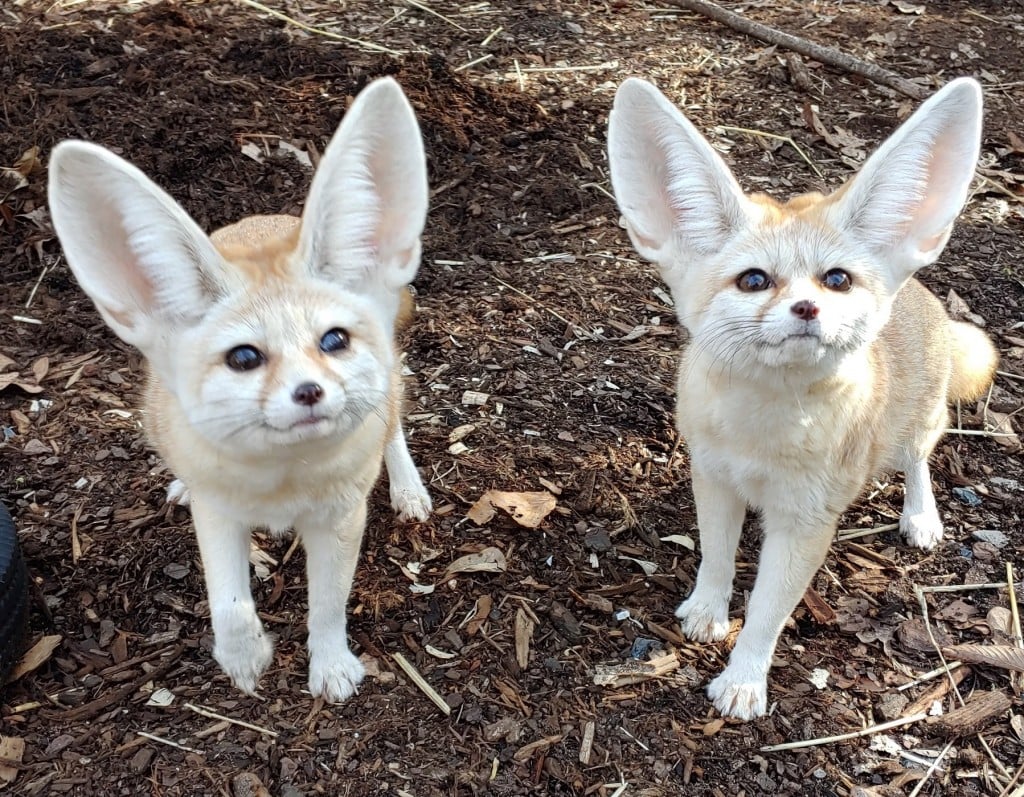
top-left (48, 77), bottom-right (432, 701)
top-left (608, 77), bottom-right (997, 720)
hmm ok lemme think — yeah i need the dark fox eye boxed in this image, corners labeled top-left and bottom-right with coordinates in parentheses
top-left (736, 269), bottom-right (773, 292)
top-left (225, 345), bottom-right (265, 372)
top-left (319, 328), bottom-right (350, 354)
top-left (822, 269), bottom-right (853, 292)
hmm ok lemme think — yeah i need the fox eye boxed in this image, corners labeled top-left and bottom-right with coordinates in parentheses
top-left (736, 269), bottom-right (773, 292)
top-left (319, 328), bottom-right (350, 354)
top-left (822, 268), bottom-right (853, 292)
top-left (225, 345), bottom-right (265, 372)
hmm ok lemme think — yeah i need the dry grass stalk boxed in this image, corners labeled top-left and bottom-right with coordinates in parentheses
top-left (906, 740), bottom-right (956, 797)
top-left (717, 125), bottom-right (825, 180)
top-left (761, 712), bottom-right (929, 752)
top-left (404, 0), bottom-right (466, 31)
top-left (1007, 562), bottom-right (1023, 693)
top-left (136, 731), bottom-right (203, 755)
top-left (234, 0), bottom-right (401, 55)
top-left (184, 702), bottom-right (279, 738)
top-left (392, 652), bottom-right (452, 716)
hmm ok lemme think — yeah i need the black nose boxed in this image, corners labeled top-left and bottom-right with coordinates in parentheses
top-left (292, 382), bottom-right (324, 406)
top-left (790, 300), bottom-right (819, 321)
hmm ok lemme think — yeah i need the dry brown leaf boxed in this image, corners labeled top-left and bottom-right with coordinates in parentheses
top-left (466, 594), bottom-right (492, 636)
top-left (7, 634), bottom-right (63, 683)
top-left (31, 356), bottom-right (49, 382)
top-left (466, 489), bottom-right (557, 529)
top-left (982, 406), bottom-right (1021, 451)
top-left (941, 644), bottom-right (1024, 672)
top-left (513, 734), bottom-right (563, 763)
top-left (443, 546), bottom-right (507, 577)
top-left (514, 607), bottom-right (534, 669)
top-left (0, 736), bottom-right (25, 786)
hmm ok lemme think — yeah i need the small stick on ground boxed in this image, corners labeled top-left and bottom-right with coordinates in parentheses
top-left (136, 731), bottom-right (203, 755)
top-left (907, 740), bottom-right (956, 797)
top-left (1007, 562), bottom-right (1023, 693)
top-left (663, 0), bottom-right (929, 99)
top-left (897, 661), bottom-right (965, 693)
top-left (392, 652), bottom-right (452, 716)
top-left (761, 712), bottom-right (928, 752)
top-left (184, 702), bottom-right (279, 738)
top-left (234, 0), bottom-right (401, 56)
top-left (837, 522), bottom-right (899, 542)
top-left (717, 125), bottom-right (825, 180)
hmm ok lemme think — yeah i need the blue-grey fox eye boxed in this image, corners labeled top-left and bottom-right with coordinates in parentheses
top-left (319, 328), bottom-right (350, 354)
top-left (822, 268), bottom-right (853, 292)
top-left (225, 345), bottom-right (265, 372)
top-left (736, 269), bottom-right (773, 292)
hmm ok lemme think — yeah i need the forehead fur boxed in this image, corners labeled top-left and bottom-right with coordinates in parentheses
top-left (212, 222), bottom-right (303, 286)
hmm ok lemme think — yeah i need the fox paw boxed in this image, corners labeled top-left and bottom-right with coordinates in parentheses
top-left (901, 511), bottom-right (943, 551)
top-left (391, 484), bottom-right (432, 523)
top-left (214, 625), bottom-right (274, 695)
top-left (675, 595), bottom-right (730, 643)
top-left (707, 667), bottom-right (768, 721)
top-left (308, 648), bottom-right (366, 703)
top-left (166, 479), bottom-right (191, 506)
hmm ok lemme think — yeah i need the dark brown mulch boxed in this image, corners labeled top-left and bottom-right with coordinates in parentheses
top-left (1, 2), bottom-right (1022, 795)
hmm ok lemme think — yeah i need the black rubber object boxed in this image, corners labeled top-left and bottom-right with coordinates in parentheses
top-left (0, 499), bottom-right (29, 684)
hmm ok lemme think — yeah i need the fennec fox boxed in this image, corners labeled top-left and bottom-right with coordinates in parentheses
top-left (48, 77), bottom-right (432, 701)
top-left (608, 77), bottom-right (997, 719)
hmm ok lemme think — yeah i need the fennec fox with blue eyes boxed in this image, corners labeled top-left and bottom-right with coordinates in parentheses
top-left (48, 77), bottom-right (432, 701)
top-left (608, 77), bottom-right (997, 720)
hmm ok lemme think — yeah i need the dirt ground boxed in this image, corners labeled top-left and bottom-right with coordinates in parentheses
top-left (1, 1), bottom-right (1023, 795)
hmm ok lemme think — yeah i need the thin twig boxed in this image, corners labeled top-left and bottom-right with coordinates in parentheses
top-left (919, 582), bottom-right (1022, 595)
top-left (761, 712), bottom-right (928, 752)
top-left (836, 522), bottom-right (899, 542)
top-left (184, 702), bottom-right (279, 738)
top-left (897, 660), bottom-right (964, 692)
top-left (234, 0), bottom-right (402, 55)
top-left (136, 731), bottom-right (203, 755)
top-left (717, 125), bottom-right (825, 180)
top-left (907, 740), bottom-right (956, 797)
top-left (1008, 562), bottom-right (1023, 693)
top-left (392, 652), bottom-right (451, 716)
top-left (404, 0), bottom-right (465, 30)
top-left (662, 0), bottom-right (928, 99)
top-left (454, 53), bottom-right (493, 72)
top-left (519, 62), bottom-right (618, 73)
top-left (914, 586), bottom-right (965, 708)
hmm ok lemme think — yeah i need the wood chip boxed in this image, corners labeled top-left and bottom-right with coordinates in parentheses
top-left (801, 587), bottom-right (836, 624)
top-left (579, 721), bottom-right (595, 765)
top-left (593, 653), bottom-right (679, 687)
top-left (7, 635), bottom-right (63, 683)
top-left (0, 736), bottom-right (24, 785)
top-left (514, 607), bottom-right (534, 669)
top-left (925, 690), bottom-right (1012, 738)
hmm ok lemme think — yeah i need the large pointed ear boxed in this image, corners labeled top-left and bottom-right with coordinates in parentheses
top-left (608, 78), bottom-right (752, 267)
top-left (48, 141), bottom-right (229, 352)
top-left (298, 77), bottom-right (427, 294)
top-left (827, 77), bottom-right (982, 281)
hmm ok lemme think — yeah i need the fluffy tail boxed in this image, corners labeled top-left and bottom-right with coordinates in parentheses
top-left (948, 321), bottom-right (998, 402)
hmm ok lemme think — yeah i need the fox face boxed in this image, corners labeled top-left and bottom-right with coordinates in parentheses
top-left (679, 202), bottom-right (898, 372)
top-left (609, 77), bottom-right (982, 379)
top-left (174, 277), bottom-right (393, 456)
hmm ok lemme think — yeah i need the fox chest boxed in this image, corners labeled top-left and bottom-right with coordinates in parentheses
top-left (677, 381), bottom-right (865, 510)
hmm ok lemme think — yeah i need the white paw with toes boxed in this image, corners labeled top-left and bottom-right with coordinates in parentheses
top-left (675, 595), bottom-right (730, 643)
top-left (166, 478), bottom-right (191, 506)
top-left (707, 667), bottom-right (768, 721)
top-left (391, 484), bottom-right (432, 523)
top-left (900, 510), bottom-right (943, 550)
top-left (214, 627), bottom-right (274, 695)
top-left (308, 648), bottom-right (366, 703)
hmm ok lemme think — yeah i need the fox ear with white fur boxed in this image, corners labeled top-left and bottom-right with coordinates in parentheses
top-left (827, 78), bottom-right (982, 284)
top-left (298, 77), bottom-right (428, 308)
top-left (608, 78), bottom-right (752, 272)
top-left (48, 141), bottom-right (230, 353)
